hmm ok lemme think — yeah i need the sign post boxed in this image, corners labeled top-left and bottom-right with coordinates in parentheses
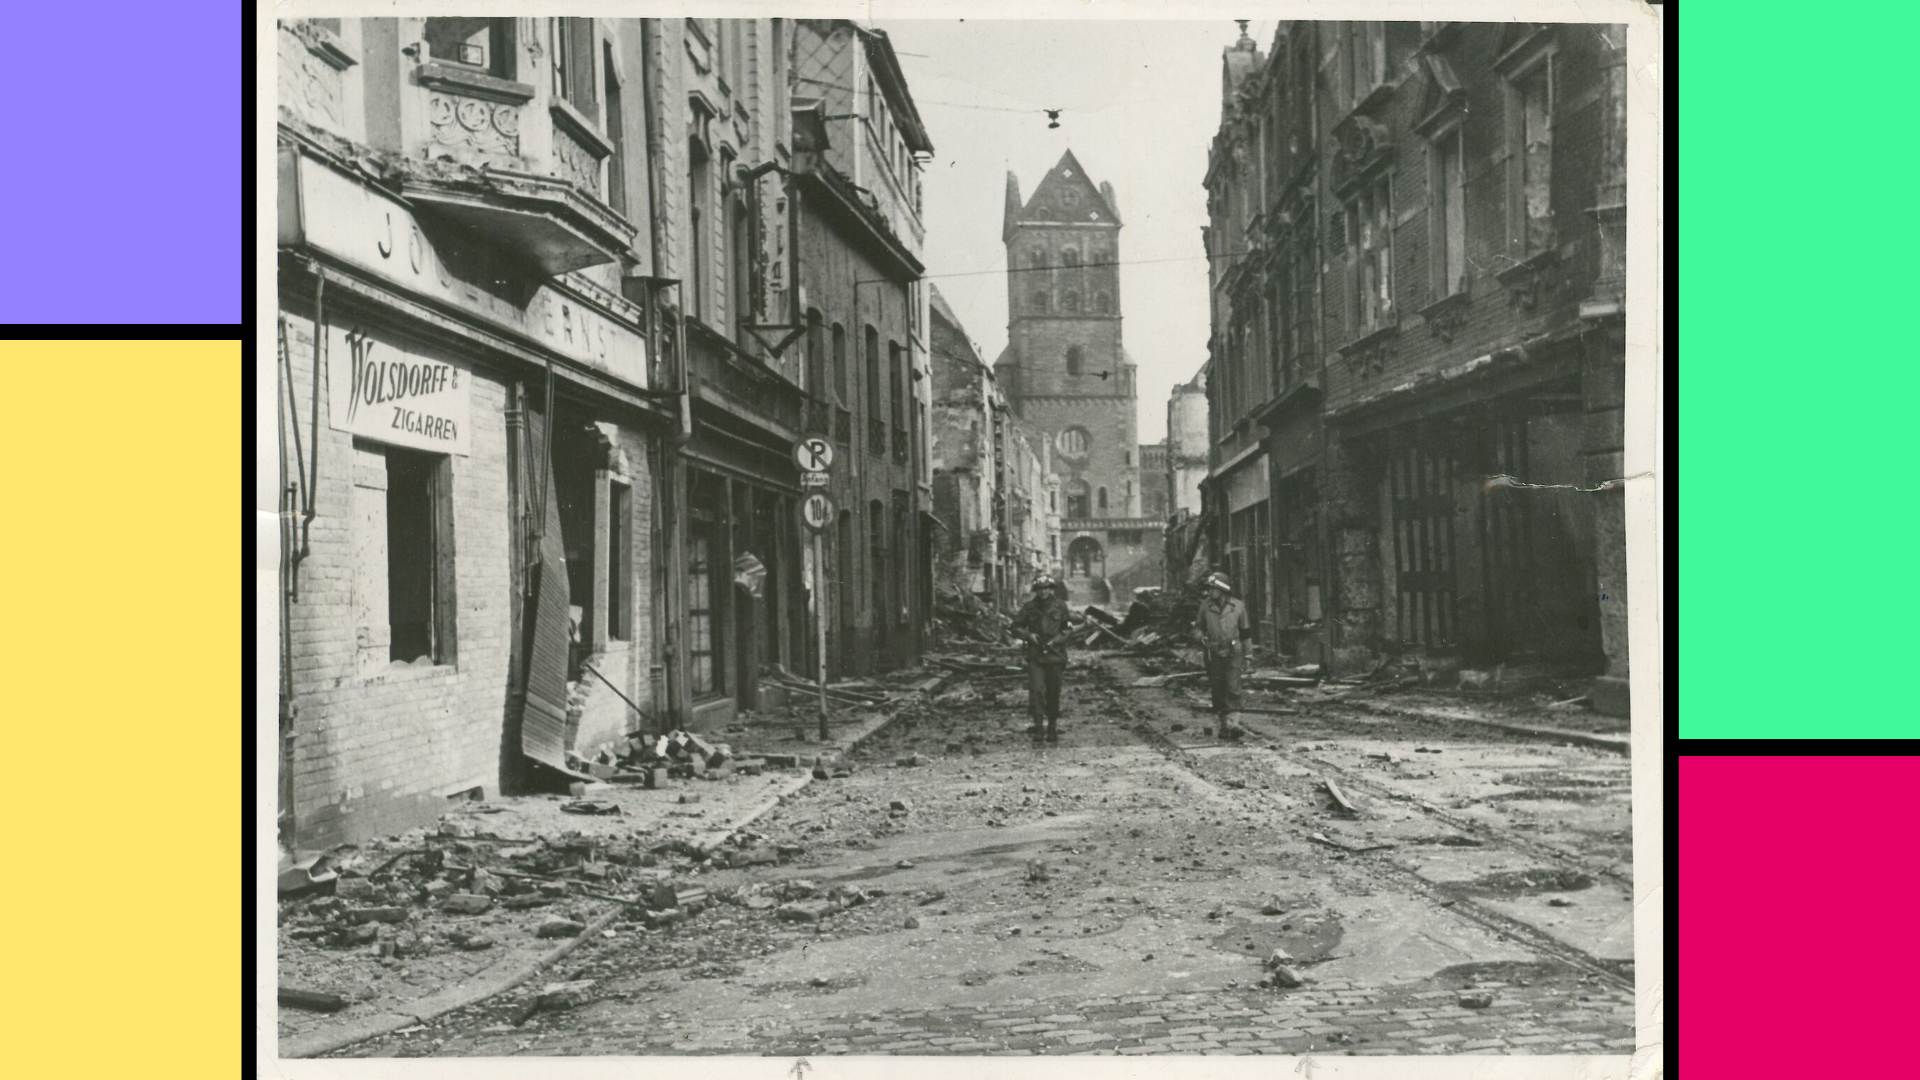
top-left (796, 437), bottom-right (837, 741)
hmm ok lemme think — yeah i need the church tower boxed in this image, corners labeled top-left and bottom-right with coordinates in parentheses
top-left (994, 150), bottom-right (1157, 605)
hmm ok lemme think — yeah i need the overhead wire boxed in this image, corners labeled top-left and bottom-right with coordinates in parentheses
top-left (904, 250), bottom-right (1256, 286)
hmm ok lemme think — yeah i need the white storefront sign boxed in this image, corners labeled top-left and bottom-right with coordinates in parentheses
top-left (327, 322), bottom-right (472, 455)
top-left (287, 153), bottom-right (648, 387)
top-left (1225, 455), bottom-right (1270, 514)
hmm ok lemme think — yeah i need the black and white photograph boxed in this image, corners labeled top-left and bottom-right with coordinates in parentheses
top-left (261, 1), bottom-right (1662, 1072)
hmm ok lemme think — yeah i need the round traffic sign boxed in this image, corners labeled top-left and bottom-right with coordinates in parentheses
top-left (794, 437), bottom-right (834, 472)
top-left (800, 492), bottom-right (836, 532)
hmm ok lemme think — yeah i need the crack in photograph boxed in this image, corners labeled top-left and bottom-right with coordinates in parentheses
top-left (265, 2), bottom-right (1661, 1070)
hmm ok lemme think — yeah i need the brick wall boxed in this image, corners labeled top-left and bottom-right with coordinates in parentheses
top-left (280, 309), bottom-right (514, 848)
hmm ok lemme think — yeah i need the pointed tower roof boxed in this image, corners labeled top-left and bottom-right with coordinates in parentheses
top-left (1009, 150), bottom-right (1121, 228)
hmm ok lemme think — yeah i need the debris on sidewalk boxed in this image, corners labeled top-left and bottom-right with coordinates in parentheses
top-left (1459, 992), bottom-right (1495, 1008)
top-left (279, 987), bottom-right (349, 1013)
top-left (279, 854), bottom-right (339, 897)
top-left (1323, 779), bottom-right (1361, 816)
top-left (536, 916), bottom-right (586, 938)
top-left (1306, 832), bottom-right (1393, 854)
top-left (1261, 947), bottom-right (1304, 989)
top-left (536, 979), bottom-right (597, 1011)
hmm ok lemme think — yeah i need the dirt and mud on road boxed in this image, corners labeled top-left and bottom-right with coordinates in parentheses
top-left (333, 656), bottom-right (1634, 1058)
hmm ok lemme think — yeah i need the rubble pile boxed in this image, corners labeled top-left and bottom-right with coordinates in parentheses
top-left (933, 583), bottom-right (1012, 644)
top-left (1068, 586), bottom-right (1204, 655)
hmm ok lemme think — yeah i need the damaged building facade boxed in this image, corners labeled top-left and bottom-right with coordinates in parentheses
top-left (653, 17), bottom-right (809, 727)
top-left (275, 16), bottom-right (675, 847)
top-left (789, 20), bottom-right (935, 676)
top-left (929, 284), bottom-right (1063, 612)
top-left (1199, 21), bottom-right (1629, 712)
top-left (1164, 361), bottom-right (1211, 589)
top-left (274, 16), bottom-right (941, 851)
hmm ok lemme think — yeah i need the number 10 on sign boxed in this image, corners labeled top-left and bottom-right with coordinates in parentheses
top-left (800, 493), bottom-right (835, 532)
top-left (800, 491), bottom-right (835, 737)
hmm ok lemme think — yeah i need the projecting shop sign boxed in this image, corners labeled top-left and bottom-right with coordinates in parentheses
top-left (327, 322), bottom-right (472, 455)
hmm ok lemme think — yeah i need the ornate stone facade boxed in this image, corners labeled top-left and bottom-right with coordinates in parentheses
top-left (427, 93), bottom-right (521, 160)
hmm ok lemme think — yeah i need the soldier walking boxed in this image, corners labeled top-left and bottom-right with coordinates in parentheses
top-left (1011, 577), bottom-right (1072, 742)
top-left (1195, 572), bottom-right (1252, 740)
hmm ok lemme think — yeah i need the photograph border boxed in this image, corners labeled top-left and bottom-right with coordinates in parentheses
top-left (253, 2), bottom-right (1664, 1076)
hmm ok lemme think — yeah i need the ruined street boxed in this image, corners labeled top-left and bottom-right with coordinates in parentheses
top-left (314, 655), bottom-right (1633, 1058)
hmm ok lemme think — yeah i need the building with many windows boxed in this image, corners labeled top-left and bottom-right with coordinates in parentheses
top-left (789, 20), bottom-right (934, 676)
top-left (929, 284), bottom-right (1064, 612)
top-left (275, 16), bottom-right (675, 846)
top-left (1200, 21), bottom-right (1628, 712)
top-left (273, 15), bottom-right (945, 853)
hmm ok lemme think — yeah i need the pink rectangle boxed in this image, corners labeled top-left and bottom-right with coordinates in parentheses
top-left (1683, 756), bottom-right (1920, 1076)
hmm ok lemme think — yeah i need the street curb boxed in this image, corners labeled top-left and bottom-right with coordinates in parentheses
top-left (281, 905), bottom-right (624, 1059)
top-left (692, 683), bottom-right (935, 852)
top-left (1358, 701), bottom-right (1629, 755)
top-left (283, 679), bottom-right (938, 1059)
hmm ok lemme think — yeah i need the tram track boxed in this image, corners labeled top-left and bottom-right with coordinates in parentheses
top-left (1094, 658), bottom-right (1636, 994)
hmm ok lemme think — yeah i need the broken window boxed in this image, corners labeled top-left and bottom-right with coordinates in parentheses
top-left (889, 341), bottom-right (905, 430)
top-left (1346, 22), bottom-right (1388, 108)
top-left (869, 500), bottom-right (888, 627)
top-left (1345, 175), bottom-right (1393, 334)
top-left (353, 442), bottom-right (454, 666)
top-left (425, 18), bottom-right (513, 79)
top-left (550, 18), bottom-right (597, 116)
top-left (603, 43), bottom-right (626, 214)
top-left (608, 481), bottom-right (631, 641)
top-left (687, 509), bottom-right (724, 697)
top-left (1429, 127), bottom-right (1467, 298)
top-left (728, 177), bottom-right (752, 339)
top-left (1509, 54), bottom-right (1555, 258)
top-left (893, 492), bottom-right (911, 625)
top-left (688, 136), bottom-right (711, 320)
top-left (1066, 480), bottom-right (1091, 519)
top-left (831, 322), bottom-right (849, 406)
top-left (865, 325), bottom-right (883, 454)
top-left (805, 310), bottom-right (826, 400)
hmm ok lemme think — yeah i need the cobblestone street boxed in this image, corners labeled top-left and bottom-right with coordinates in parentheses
top-left (337, 657), bottom-right (1634, 1058)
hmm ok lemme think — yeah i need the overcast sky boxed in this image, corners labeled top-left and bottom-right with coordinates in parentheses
top-left (884, 18), bottom-right (1277, 443)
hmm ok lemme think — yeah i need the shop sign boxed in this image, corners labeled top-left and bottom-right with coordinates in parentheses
top-left (1225, 455), bottom-right (1270, 514)
top-left (287, 152), bottom-right (648, 387)
top-left (327, 322), bottom-right (471, 455)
